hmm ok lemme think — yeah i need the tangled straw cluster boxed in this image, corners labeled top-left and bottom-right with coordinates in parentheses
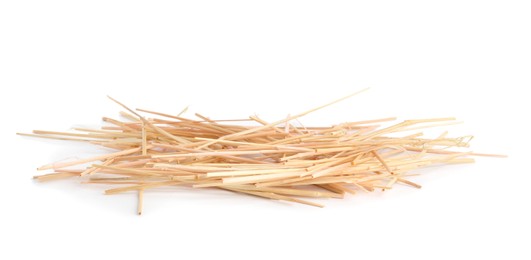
top-left (19, 91), bottom-right (501, 214)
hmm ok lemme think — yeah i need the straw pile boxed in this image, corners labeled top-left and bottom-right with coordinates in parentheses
top-left (19, 91), bottom-right (501, 214)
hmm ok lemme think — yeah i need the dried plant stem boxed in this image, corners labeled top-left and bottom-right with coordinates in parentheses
top-left (19, 91), bottom-right (504, 214)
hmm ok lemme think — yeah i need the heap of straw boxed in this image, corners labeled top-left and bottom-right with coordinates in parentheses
top-left (19, 90), bottom-right (502, 214)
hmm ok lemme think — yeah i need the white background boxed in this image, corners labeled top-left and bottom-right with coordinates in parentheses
top-left (1, 1), bottom-right (530, 259)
